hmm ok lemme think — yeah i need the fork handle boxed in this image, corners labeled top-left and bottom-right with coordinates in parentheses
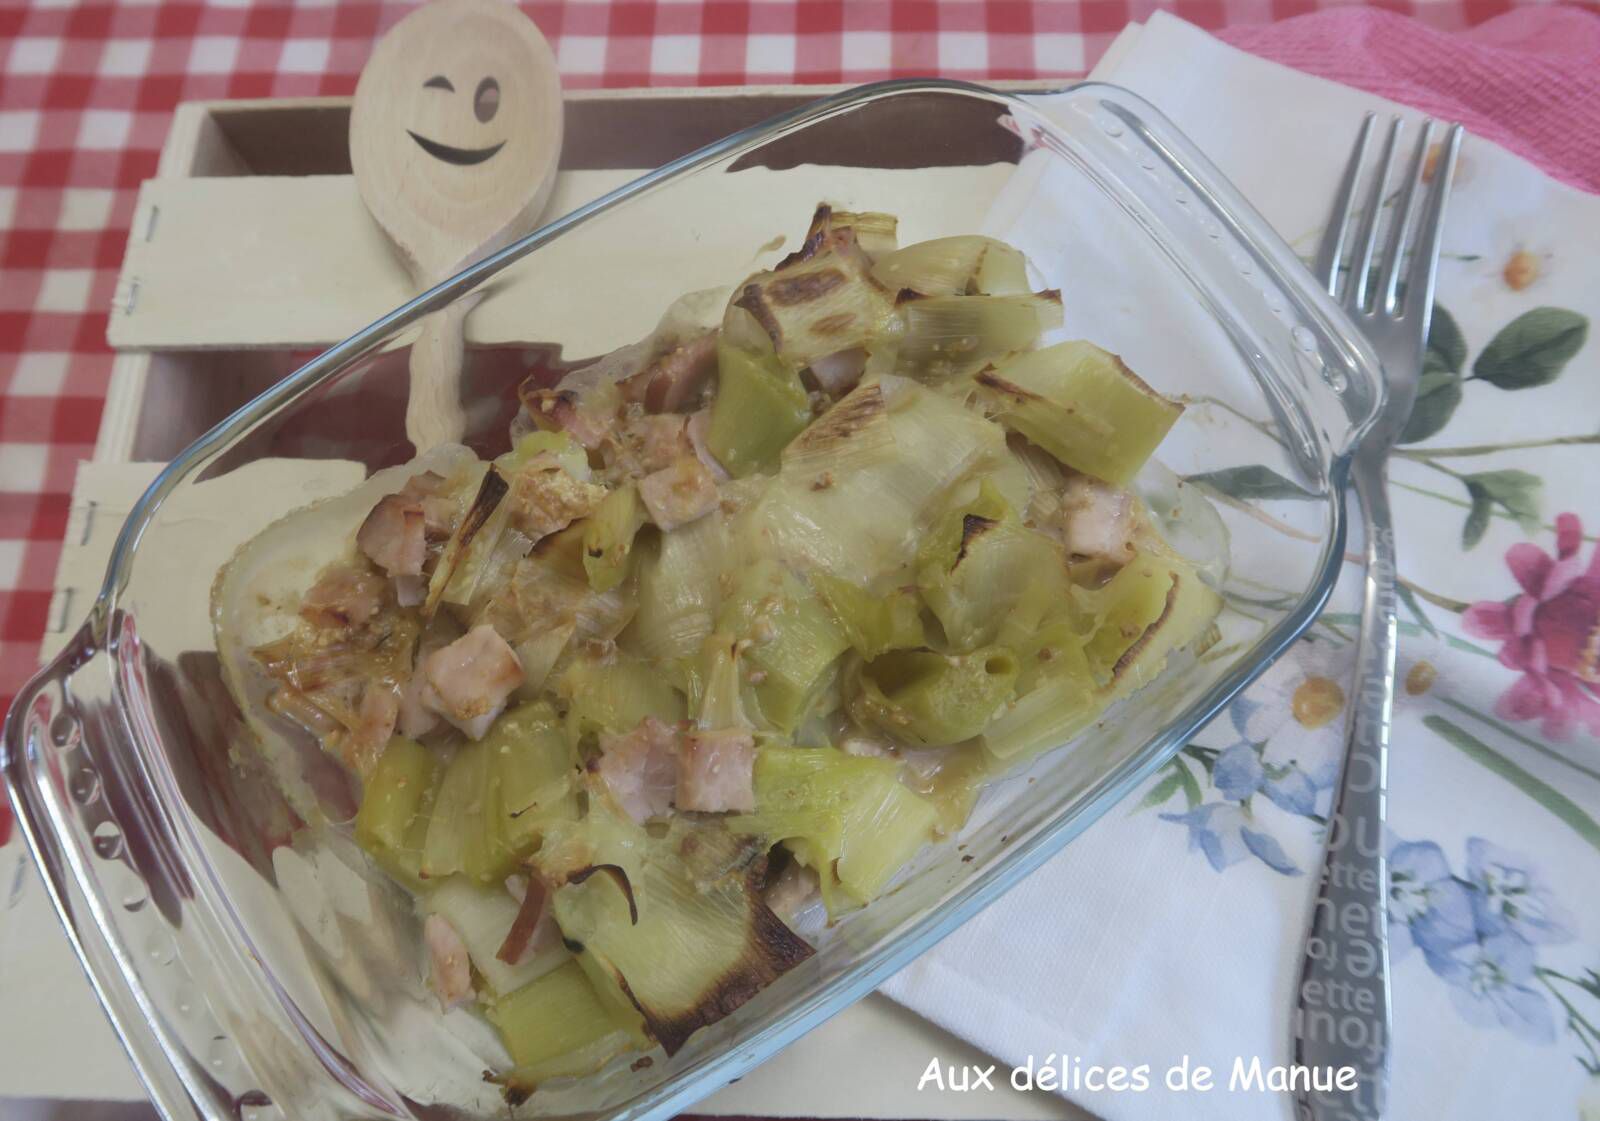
top-left (1292, 449), bottom-right (1395, 1121)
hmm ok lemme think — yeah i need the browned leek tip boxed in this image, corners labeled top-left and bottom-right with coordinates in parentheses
top-left (789, 381), bottom-right (884, 453)
top-left (643, 882), bottom-right (815, 1057)
top-left (422, 464), bottom-right (509, 618)
top-left (954, 514), bottom-right (998, 566)
top-left (496, 874), bottom-right (552, 964)
top-left (1109, 571), bottom-right (1180, 682)
top-left (568, 863), bottom-right (639, 925)
top-left (733, 283), bottom-right (784, 347)
top-left (774, 202), bottom-right (834, 269)
top-left (1112, 352), bottom-right (1184, 409)
top-left (974, 367), bottom-right (1041, 402)
top-left (766, 267), bottom-right (849, 307)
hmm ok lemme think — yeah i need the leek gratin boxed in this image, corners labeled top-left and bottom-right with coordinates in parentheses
top-left (227, 205), bottom-right (1223, 1095)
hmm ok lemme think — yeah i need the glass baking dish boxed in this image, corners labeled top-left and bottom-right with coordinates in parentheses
top-left (3, 80), bottom-right (1381, 1121)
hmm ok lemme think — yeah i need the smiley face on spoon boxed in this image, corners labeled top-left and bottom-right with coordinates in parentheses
top-left (351, 0), bottom-right (562, 281)
top-left (408, 73), bottom-right (507, 166)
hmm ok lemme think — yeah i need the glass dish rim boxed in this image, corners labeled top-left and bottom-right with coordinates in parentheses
top-left (6, 77), bottom-right (1363, 1121)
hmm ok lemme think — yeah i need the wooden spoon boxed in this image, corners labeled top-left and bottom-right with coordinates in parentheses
top-left (350, 0), bottom-right (562, 451)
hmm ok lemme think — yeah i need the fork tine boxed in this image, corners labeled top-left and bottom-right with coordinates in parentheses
top-left (1378, 120), bottom-right (1436, 315)
top-left (1347, 116), bottom-right (1402, 312)
top-left (1400, 123), bottom-right (1465, 325)
top-left (1313, 112), bottom-right (1376, 297)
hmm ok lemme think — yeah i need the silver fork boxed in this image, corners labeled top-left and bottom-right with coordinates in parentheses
top-left (1291, 114), bottom-right (1463, 1121)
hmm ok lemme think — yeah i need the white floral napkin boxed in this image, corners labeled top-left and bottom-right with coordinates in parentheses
top-left (882, 14), bottom-right (1600, 1120)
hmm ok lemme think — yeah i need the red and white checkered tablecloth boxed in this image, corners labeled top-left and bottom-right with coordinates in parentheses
top-left (0, 0), bottom-right (1567, 729)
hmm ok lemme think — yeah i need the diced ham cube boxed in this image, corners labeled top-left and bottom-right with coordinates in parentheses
top-left (421, 625), bottom-right (524, 740)
top-left (300, 565), bottom-right (386, 629)
top-left (638, 455), bottom-right (720, 532)
top-left (401, 471), bottom-right (458, 538)
top-left (620, 332), bottom-right (718, 413)
top-left (424, 914), bottom-right (474, 1010)
top-left (357, 493), bottom-right (426, 578)
top-left (595, 717), bottom-right (680, 823)
top-left (676, 728), bottom-right (756, 813)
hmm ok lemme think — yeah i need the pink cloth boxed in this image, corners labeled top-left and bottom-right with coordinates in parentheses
top-left (1217, 6), bottom-right (1600, 194)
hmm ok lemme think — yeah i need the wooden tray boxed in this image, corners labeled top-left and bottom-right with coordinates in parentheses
top-left (99, 80), bottom-right (1061, 463)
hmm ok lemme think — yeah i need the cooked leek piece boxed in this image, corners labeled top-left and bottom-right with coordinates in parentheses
top-left (481, 524), bottom-right (635, 659)
top-left (582, 483), bottom-right (646, 594)
top-left (982, 667), bottom-right (1101, 762)
top-left (915, 479), bottom-right (1067, 651)
top-left (850, 647), bottom-right (1019, 747)
top-left (425, 466), bottom-right (510, 616)
top-left (707, 340), bottom-right (813, 478)
top-left (868, 235), bottom-right (1032, 298)
top-left (780, 204), bottom-right (898, 264)
top-left (833, 769), bottom-right (939, 904)
top-left (973, 240), bottom-right (1029, 294)
top-left (745, 377), bottom-right (1010, 586)
top-left (491, 701), bottom-right (579, 860)
top-left (829, 209), bottom-right (899, 257)
top-left (417, 706), bottom-right (577, 885)
top-left (717, 560), bottom-right (849, 733)
top-left (549, 810), bottom-right (813, 1055)
top-left (355, 737), bottom-right (439, 884)
top-left (810, 571), bottom-right (925, 659)
top-left (422, 741), bottom-right (498, 884)
top-left (625, 509), bottom-right (726, 662)
top-left (428, 876), bottom-right (568, 997)
top-left (981, 572), bottom-right (1110, 763)
top-left (890, 292), bottom-right (1064, 382)
top-left (495, 429), bottom-right (592, 481)
top-left (724, 809), bottom-right (845, 862)
top-left (693, 632), bottom-right (750, 730)
top-left (903, 746), bottom-right (1001, 836)
top-left (984, 553), bottom-right (1220, 761)
top-left (778, 378), bottom-right (896, 478)
top-left (1003, 607), bottom-right (1094, 695)
top-left (1079, 551), bottom-right (1221, 695)
top-left (976, 341), bottom-right (1183, 486)
top-left (514, 618), bottom-right (576, 695)
top-left (870, 236), bottom-right (990, 296)
top-left (531, 783), bottom-right (651, 888)
top-left (559, 654), bottom-right (686, 744)
top-left (746, 747), bottom-right (936, 913)
top-left (445, 442), bottom-right (597, 611)
top-left (734, 232), bottom-right (894, 367)
top-left (488, 959), bottom-right (645, 1087)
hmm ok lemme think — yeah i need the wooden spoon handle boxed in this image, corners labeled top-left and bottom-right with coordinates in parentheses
top-left (406, 301), bottom-right (471, 450)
